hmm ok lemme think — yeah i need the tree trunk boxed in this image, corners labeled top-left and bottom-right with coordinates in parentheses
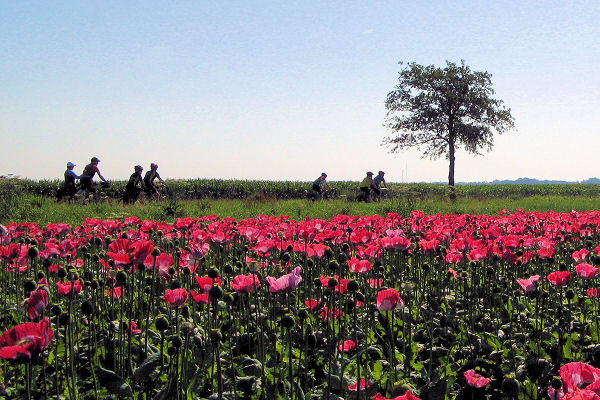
top-left (448, 138), bottom-right (455, 186)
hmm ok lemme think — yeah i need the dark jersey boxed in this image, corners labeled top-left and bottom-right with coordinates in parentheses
top-left (143, 170), bottom-right (160, 186)
top-left (81, 164), bottom-right (97, 179)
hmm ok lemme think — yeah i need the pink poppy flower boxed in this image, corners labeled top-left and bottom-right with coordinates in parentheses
top-left (376, 288), bottom-right (404, 311)
top-left (266, 267), bottom-right (302, 293)
top-left (231, 274), bottom-right (260, 294)
top-left (56, 280), bottom-right (84, 296)
top-left (588, 288), bottom-right (599, 298)
top-left (26, 288), bottom-right (50, 320)
top-left (348, 257), bottom-right (373, 273)
top-left (464, 369), bottom-right (490, 388)
top-left (516, 275), bottom-right (541, 292)
top-left (573, 248), bottom-right (591, 262)
top-left (163, 288), bottom-right (189, 307)
top-left (576, 263), bottom-right (599, 279)
top-left (373, 390), bottom-right (421, 400)
top-left (548, 362), bottom-right (600, 399)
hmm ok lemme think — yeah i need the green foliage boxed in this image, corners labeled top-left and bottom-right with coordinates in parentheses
top-left (384, 60), bottom-right (515, 185)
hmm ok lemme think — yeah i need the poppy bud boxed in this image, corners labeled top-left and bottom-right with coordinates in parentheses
top-left (223, 293), bottom-right (234, 304)
top-left (337, 253), bottom-right (347, 263)
top-left (91, 254), bottom-right (99, 262)
top-left (281, 253), bottom-right (291, 263)
top-left (328, 278), bottom-right (339, 289)
top-left (224, 264), bottom-right (234, 274)
top-left (306, 259), bottom-right (314, 268)
top-left (208, 268), bottom-right (219, 279)
top-left (37, 271), bottom-right (46, 280)
top-left (566, 290), bottom-right (575, 300)
top-left (94, 237), bottom-right (102, 246)
top-left (152, 248), bottom-right (160, 257)
top-left (51, 305), bottom-right (62, 316)
top-left (167, 346), bottom-right (177, 356)
top-left (324, 249), bottom-right (333, 258)
top-left (307, 333), bottom-right (316, 348)
top-left (313, 278), bottom-right (322, 287)
top-left (137, 263), bottom-right (146, 272)
top-left (328, 261), bottom-right (339, 272)
top-left (170, 280), bottom-right (181, 290)
top-left (58, 267), bottom-right (67, 279)
top-left (298, 310), bottom-right (308, 320)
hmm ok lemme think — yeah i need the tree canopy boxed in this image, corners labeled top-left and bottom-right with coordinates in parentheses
top-left (383, 60), bottom-right (515, 186)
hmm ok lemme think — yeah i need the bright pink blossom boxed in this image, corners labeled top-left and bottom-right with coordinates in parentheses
top-left (376, 288), bottom-right (404, 311)
top-left (576, 263), bottom-right (598, 279)
top-left (548, 271), bottom-right (571, 286)
top-left (464, 369), bottom-right (490, 388)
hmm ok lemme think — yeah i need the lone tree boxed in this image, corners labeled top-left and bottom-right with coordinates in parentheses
top-left (384, 60), bottom-right (514, 186)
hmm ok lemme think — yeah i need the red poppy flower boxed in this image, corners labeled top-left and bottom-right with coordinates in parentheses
top-left (26, 288), bottom-right (50, 320)
top-left (129, 321), bottom-right (141, 335)
top-left (445, 251), bottom-right (464, 264)
top-left (548, 271), bottom-right (571, 286)
top-left (464, 369), bottom-right (490, 388)
top-left (348, 257), bottom-right (373, 273)
top-left (338, 340), bottom-right (357, 353)
top-left (0, 318), bottom-right (54, 361)
top-left (231, 274), bottom-right (260, 294)
top-left (190, 290), bottom-right (210, 304)
top-left (373, 390), bottom-right (421, 400)
top-left (56, 280), bottom-right (84, 296)
top-left (368, 278), bottom-right (384, 288)
top-left (195, 276), bottom-right (223, 294)
top-left (376, 288), bottom-right (404, 311)
top-left (304, 299), bottom-right (322, 310)
top-left (347, 378), bottom-right (371, 391)
top-left (576, 263), bottom-right (599, 279)
top-left (106, 287), bottom-right (124, 299)
top-left (588, 288), bottom-right (599, 298)
top-left (163, 288), bottom-right (189, 307)
top-left (320, 307), bottom-right (343, 321)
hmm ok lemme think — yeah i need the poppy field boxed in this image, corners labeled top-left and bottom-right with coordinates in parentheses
top-left (3, 210), bottom-right (600, 399)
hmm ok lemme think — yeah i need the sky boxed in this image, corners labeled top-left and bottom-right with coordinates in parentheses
top-left (1, 1), bottom-right (599, 183)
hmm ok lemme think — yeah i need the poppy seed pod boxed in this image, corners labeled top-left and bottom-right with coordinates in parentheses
top-left (181, 305), bottom-right (190, 319)
top-left (155, 315), bottom-right (169, 332)
top-left (167, 346), bottom-right (177, 356)
top-left (224, 264), bottom-right (234, 274)
top-left (27, 247), bottom-right (39, 259)
top-left (208, 268), bottom-right (220, 279)
top-left (209, 285), bottom-right (223, 300)
top-left (169, 280), bottom-right (181, 290)
top-left (210, 329), bottom-right (222, 343)
top-left (347, 280), bottom-right (359, 292)
top-left (37, 271), bottom-right (46, 280)
top-left (313, 278), bottom-right (322, 287)
top-left (24, 279), bottom-right (37, 293)
top-left (328, 261), bottom-right (339, 271)
top-left (115, 271), bottom-right (127, 285)
top-left (551, 376), bottom-right (562, 389)
top-left (328, 278), bottom-right (339, 289)
top-left (59, 313), bottom-right (71, 326)
top-left (566, 290), bottom-right (575, 300)
top-left (57, 268), bottom-right (67, 279)
top-left (281, 253), bottom-right (291, 263)
top-left (298, 309), bottom-right (308, 320)
top-left (337, 253), bottom-right (347, 263)
top-left (151, 248), bottom-right (160, 257)
top-left (281, 315), bottom-right (295, 329)
top-left (171, 336), bottom-right (183, 348)
top-left (306, 259), bottom-right (315, 268)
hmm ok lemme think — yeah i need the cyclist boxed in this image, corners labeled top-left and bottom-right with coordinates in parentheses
top-left (311, 172), bottom-right (331, 200)
top-left (57, 162), bottom-right (80, 202)
top-left (79, 157), bottom-right (107, 194)
top-left (143, 163), bottom-right (167, 200)
top-left (371, 171), bottom-right (387, 202)
top-left (124, 165), bottom-right (145, 204)
top-left (356, 171), bottom-right (373, 202)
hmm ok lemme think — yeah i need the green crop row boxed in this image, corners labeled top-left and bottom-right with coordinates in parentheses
top-left (3, 175), bottom-right (600, 201)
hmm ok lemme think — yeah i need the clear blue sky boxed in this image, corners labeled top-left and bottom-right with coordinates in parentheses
top-left (1, 1), bottom-right (598, 183)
